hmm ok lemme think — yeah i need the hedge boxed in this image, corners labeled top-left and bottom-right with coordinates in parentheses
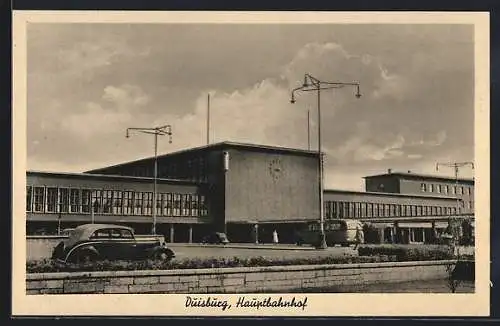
top-left (357, 244), bottom-right (456, 261)
top-left (25, 246), bottom-right (464, 274)
top-left (26, 255), bottom-right (397, 274)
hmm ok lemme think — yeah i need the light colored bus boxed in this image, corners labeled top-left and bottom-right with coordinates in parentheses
top-left (296, 219), bottom-right (364, 247)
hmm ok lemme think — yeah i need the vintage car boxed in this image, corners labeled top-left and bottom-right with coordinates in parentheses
top-left (51, 224), bottom-right (175, 263)
top-left (201, 232), bottom-right (230, 245)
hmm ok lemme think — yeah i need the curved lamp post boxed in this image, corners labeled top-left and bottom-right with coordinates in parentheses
top-left (126, 125), bottom-right (173, 235)
top-left (291, 74), bottom-right (361, 249)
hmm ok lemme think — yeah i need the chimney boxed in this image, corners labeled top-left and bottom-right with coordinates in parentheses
top-left (387, 168), bottom-right (392, 174)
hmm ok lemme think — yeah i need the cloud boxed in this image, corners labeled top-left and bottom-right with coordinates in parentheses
top-left (26, 25), bottom-right (474, 191)
top-left (102, 84), bottom-right (150, 107)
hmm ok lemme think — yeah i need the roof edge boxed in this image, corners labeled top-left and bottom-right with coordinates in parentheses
top-left (324, 188), bottom-right (462, 200)
top-left (363, 172), bottom-right (474, 183)
top-left (85, 141), bottom-right (320, 173)
top-left (26, 170), bottom-right (203, 185)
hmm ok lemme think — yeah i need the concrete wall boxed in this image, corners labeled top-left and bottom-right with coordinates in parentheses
top-left (225, 149), bottom-right (319, 222)
top-left (27, 235), bottom-right (166, 261)
top-left (26, 260), bottom-right (455, 294)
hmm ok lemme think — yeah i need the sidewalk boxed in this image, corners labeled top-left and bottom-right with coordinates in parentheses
top-left (167, 242), bottom-right (318, 251)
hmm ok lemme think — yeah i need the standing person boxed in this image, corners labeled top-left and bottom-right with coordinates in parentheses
top-left (272, 229), bottom-right (279, 244)
top-left (353, 223), bottom-right (363, 250)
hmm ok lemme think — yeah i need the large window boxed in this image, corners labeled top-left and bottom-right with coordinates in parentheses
top-left (155, 193), bottom-right (162, 216)
top-left (81, 189), bottom-right (91, 213)
top-left (360, 203), bottom-right (367, 217)
top-left (92, 190), bottom-right (102, 213)
top-left (113, 190), bottom-right (123, 215)
top-left (70, 189), bottom-right (80, 213)
top-left (355, 203), bottom-right (361, 218)
top-left (191, 195), bottom-right (198, 216)
top-left (46, 187), bottom-right (58, 213)
top-left (182, 194), bottom-right (190, 216)
top-left (428, 184), bottom-right (434, 192)
top-left (26, 186), bottom-right (33, 212)
top-left (143, 192), bottom-right (153, 216)
top-left (343, 202), bottom-right (349, 218)
top-left (133, 192), bottom-right (143, 215)
top-left (384, 204), bottom-right (390, 217)
top-left (173, 194), bottom-right (181, 216)
top-left (33, 187), bottom-right (45, 212)
top-left (421, 183), bottom-right (426, 192)
top-left (102, 190), bottom-right (113, 214)
top-left (199, 195), bottom-right (208, 216)
top-left (122, 191), bottom-right (133, 215)
top-left (163, 193), bottom-right (173, 216)
top-left (59, 188), bottom-right (69, 213)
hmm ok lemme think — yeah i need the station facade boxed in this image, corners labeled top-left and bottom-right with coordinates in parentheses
top-left (26, 141), bottom-right (474, 244)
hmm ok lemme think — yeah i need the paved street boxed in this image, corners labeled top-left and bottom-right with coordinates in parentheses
top-left (167, 243), bottom-right (358, 260)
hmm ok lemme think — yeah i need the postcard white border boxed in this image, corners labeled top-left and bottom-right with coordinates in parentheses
top-left (12, 11), bottom-right (490, 316)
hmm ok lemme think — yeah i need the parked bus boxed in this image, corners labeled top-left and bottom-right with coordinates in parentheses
top-left (295, 219), bottom-right (364, 247)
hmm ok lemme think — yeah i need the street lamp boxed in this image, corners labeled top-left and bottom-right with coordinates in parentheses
top-left (126, 125), bottom-right (173, 235)
top-left (290, 74), bottom-right (361, 249)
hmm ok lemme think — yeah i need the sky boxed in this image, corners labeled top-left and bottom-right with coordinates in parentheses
top-left (26, 23), bottom-right (475, 191)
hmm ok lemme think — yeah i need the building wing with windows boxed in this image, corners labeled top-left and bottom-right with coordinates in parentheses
top-left (26, 142), bottom-right (474, 245)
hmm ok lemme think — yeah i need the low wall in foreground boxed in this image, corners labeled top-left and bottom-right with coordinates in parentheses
top-left (26, 260), bottom-right (457, 294)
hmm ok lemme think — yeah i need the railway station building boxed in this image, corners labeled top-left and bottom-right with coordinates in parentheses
top-left (26, 141), bottom-right (474, 244)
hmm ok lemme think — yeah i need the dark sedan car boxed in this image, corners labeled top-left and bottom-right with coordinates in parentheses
top-left (51, 224), bottom-right (175, 263)
top-left (201, 232), bottom-right (230, 245)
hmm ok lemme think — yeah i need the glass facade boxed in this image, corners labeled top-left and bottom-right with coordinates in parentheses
top-left (26, 185), bottom-right (208, 218)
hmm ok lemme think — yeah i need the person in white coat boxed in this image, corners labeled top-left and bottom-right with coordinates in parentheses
top-left (272, 230), bottom-right (279, 244)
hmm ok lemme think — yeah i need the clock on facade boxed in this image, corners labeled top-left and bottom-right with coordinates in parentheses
top-left (268, 158), bottom-right (283, 181)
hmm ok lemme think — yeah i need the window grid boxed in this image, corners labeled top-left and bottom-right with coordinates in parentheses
top-left (46, 187), bottom-right (58, 213)
top-left (26, 186), bottom-right (33, 212)
top-left (33, 186), bottom-right (45, 212)
top-left (70, 189), bottom-right (80, 213)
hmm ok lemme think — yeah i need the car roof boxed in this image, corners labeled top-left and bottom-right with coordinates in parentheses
top-left (67, 224), bottom-right (134, 242)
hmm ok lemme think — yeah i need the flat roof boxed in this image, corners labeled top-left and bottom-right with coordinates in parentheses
top-left (27, 170), bottom-right (202, 186)
top-left (324, 188), bottom-right (461, 200)
top-left (363, 171), bottom-right (474, 183)
top-left (86, 141), bottom-right (319, 173)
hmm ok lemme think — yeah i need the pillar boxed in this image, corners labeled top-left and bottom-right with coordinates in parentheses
top-left (253, 224), bottom-right (259, 244)
top-left (422, 228), bottom-right (426, 243)
top-left (169, 223), bottom-right (175, 243)
top-left (379, 228), bottom-right (385, 244)
top-left (188, 225), bottom-right (193, 244)
top-left (407, 228), bottom-right (412, 244)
